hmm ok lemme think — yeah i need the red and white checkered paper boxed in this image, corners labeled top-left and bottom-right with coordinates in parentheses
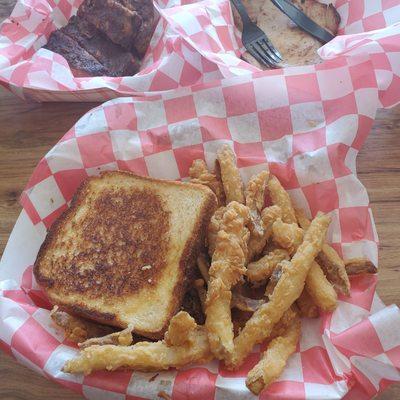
top-left (2, 55), bottom-right (400, 399)
top-left (0, 0), bottom-right (399, 105)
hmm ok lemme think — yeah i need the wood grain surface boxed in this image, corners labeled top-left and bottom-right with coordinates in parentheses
top-left (0, 5), bottom-right (400, 399)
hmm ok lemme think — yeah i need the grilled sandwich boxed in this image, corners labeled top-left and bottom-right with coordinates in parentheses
top-left (34, 171), bottom-right (217, 339)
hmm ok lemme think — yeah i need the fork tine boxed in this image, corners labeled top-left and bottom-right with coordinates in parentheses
top-left (252, 42), bottom-right (279, 68)
top-left (257, 40), bottom-right (281, 64)
top-left (248, 44), bottom-right (275, 68)
top-left (261, 38), bottom-right (282, 62)
top-left (247, 45), bottom-right (272, 68)
top-left (234, 0), bottom-right (284, 68)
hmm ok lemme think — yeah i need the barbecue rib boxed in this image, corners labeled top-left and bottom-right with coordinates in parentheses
top-left (45, 0), bottom-right (157, 76)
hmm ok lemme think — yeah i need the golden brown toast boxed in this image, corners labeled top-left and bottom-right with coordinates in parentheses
top-left (34, 171), bottom-right (217, 339)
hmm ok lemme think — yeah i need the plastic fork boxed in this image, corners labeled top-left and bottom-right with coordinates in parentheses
top-left (231, 0), bottom-right (282, 68)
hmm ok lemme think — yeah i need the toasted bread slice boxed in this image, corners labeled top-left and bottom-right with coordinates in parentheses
top-left (34, 171), bottom-right (217, 339)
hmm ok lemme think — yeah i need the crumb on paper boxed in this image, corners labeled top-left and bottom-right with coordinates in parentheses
top-left (158, 391), bottom-right (171, 400)
top-left (307, 119), bottom-right (319, 128)
top-left (149, 373), bottom-right (159, 382)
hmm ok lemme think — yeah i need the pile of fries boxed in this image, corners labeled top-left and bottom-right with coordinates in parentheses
top-left (60, 145), bottom-right (377, 395)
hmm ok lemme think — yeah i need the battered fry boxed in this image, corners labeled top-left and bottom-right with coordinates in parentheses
top-left (50, 306), bottom-right (114, 343)
top-left (261, 206), bottom-right (282, 240)
top-left (215, 145), bottom-right (245, 204)
top-left (269, 307), bottom-right (298, 338)
top-left (205, 202), bottom-right (250, 359)
top-left (64, 312), bottom-right (212, 375)
top-left (305, 262), bottom-right (337, 312)
top-left (247, 240), bottom-right (265, 263)
top-left (296, 290), bottom-right (319, 318)
top-left (295, 207), bottom-right (310, 229)
top-left (164, 311), bottom-right (197, 346)
top-left (265, 261), bottom-right (285, 298)
top-left (245, 170), bottom-right (270, 260)
top-left (247, 228), bottom-right (265, 262)
top-left (233, 307), bottom-right (297, 350)
top-left (207, 207), bottom-right (226, 257)
top-left (267, 175), bottom-right (296, 224)
top-left (231, 290), bottom-right (265, 312)
top-left (296, 208), bottom-right (350, 296)
top-left (272, 219), bottom-right (338, 311)
top-left (247, 203), bottom-right (282, 261)
top-left (272, 219), bottom-right (303, 254)
top-left (246, 249), bottom-right (290, 283)
top-left (246, 315), bottom-right (301, 394)
top-left (245, 170), bottom-right (270, 213)
top-left (79, 325), bottom-right (134, 349)
top-left (316, 246), bottom-right (350, 296)
top-left (190, 159), bottom-right (226, 206)
top-left (345, 258), bottom-right (377, 275)
top-left (229, 212), bottom-right (330, 369)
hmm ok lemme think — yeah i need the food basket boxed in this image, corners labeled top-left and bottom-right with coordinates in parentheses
top-left (0, 0), bottom-right (399, 104)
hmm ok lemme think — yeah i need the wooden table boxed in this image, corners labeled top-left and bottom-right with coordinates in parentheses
top-left (1, 5), bottom-right (400, 399)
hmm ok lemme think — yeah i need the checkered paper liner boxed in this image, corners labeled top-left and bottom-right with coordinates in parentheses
top-left (0, 0), bottom-right (400, 104)
top-left (2, 55), bottom-right (400, 400)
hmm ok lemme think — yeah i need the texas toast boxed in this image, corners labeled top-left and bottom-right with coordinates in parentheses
top-left (34, 171), bottom-right (217, 339)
